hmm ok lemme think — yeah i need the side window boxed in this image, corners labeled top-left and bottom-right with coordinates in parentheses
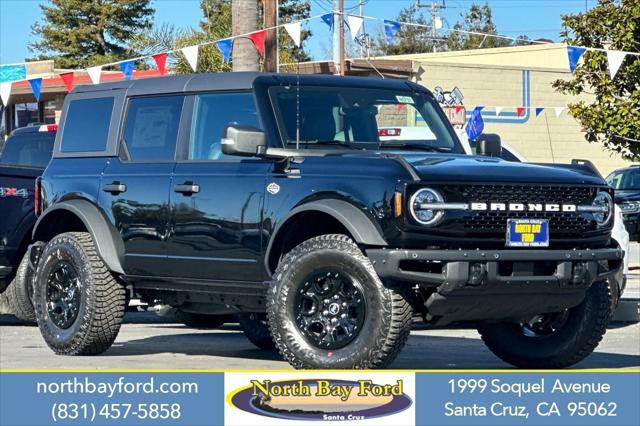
top-left (123, 96), bottom-right (184, 162)
top-left (189, 92), bottom-right (259, 161)
top-left (61, 97), bottom-right (113, 152)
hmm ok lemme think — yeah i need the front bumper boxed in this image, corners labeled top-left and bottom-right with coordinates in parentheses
top-left (366, 247), bottom-right (623, 325)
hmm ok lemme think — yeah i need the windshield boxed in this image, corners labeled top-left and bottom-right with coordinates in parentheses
top-left (606, 168), bottom-right (640, 190)
top-left (269, 85), bottom-right (462, 153)
top-left (0, 131), bottom-right (55, 168)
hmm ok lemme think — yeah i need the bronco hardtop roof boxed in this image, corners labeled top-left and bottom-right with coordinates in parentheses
top-left (70, 72), bottom-right (423, 96)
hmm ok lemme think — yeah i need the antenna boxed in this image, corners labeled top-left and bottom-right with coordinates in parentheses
top-left (296, 62), bottom-right (300, 150)
top-left (417, 0), bottom-right (446, 52)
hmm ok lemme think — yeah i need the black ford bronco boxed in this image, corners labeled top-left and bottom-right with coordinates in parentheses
top-left (30, 73), bottom-right (623, 369)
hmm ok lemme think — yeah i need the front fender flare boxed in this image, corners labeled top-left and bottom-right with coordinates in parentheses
top-left (33, 199), bottom-right (125, 274)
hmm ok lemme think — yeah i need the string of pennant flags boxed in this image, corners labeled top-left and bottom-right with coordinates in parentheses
top-left (0, 11), bottom-right (637, 107)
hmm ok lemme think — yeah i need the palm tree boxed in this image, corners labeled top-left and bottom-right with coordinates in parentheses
top-left (232, 0), bottom-right (259, 71)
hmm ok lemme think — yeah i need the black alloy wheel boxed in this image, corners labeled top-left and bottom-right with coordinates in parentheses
top-left (521, 311), bottom-right (570, 338)
top-left (45, 261), bottom-right (82, 329)
top-left (295, 269), bottom-right (366, 349)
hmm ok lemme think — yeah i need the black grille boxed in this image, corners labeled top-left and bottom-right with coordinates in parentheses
top-left (440, 184), bottom-right (602, 237)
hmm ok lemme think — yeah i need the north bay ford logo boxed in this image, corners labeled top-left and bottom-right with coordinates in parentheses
top-left (266, 182), bottom-right (280, 195)
top-left (471, 202), bottom-right (577, 212)
top-left (228, 379), bottom-right (412, 421)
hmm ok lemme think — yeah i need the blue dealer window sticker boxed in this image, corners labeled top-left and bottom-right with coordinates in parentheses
top-left (507, 219), bottom-right (549, 247)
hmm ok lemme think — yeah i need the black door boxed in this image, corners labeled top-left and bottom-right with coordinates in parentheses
top-left (165, 92), bottom-right (270, 282)
top-left (99, 95), bottom-right (185, 276)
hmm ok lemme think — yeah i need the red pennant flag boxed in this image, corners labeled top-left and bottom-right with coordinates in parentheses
top-left (152, 53), bottom-right (168, 75)
top-left (396, 103), bottom-right (406, 112)
top-left (455, 105), bottom-right (464, 113)
top-left (248, 30), bottom-right (267, 57)
top-left (59, 72), bottom-right (74, 92)
top-left (516, 107), bottom-right (526, 117)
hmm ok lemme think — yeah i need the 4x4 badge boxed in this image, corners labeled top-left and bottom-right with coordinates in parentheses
top-left (267, 182), bottom-right (280, 195)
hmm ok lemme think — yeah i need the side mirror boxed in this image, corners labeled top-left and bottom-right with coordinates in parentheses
top-left (221, 125), bottom-right (267, 157)
top-left (476, 133), bottom-right (502, 157)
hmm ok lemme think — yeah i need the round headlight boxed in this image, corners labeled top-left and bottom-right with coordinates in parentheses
top-left (593, 191), bottom-right (613, 226)
top-left (410, 188), bottom-right (444, 226)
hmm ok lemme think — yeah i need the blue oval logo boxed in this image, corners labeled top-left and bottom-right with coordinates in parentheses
top-left (228, 378), bottom-right (412, 421)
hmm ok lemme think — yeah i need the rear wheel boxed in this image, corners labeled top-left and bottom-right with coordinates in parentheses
top-left (267, 234), bottom-right (413, 369)
top-left (238, 313), bottom-right (275, 350)
top-left (5, 255), bottom-right (36, 324)
top-left (33, 232), bottom-right (126, 355)
top-left (478, 280), bottom-right (613, 368)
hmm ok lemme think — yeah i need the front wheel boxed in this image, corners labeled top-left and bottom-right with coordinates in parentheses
top-left (33, 232), bottom-right (126, 355)
top-left (478, 280), bottom-right (614, 369)
top-left (267, 234), bottom-right (413, 369)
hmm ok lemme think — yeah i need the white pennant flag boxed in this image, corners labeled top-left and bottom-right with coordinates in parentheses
top-left (0, 82), bottom-right (11, 105)
top-left (87, 66), bottom-right (102, 84)
top-left (347, 15), bottom-right (364, 40)
top-left (284, 22), bottom-right (302, 47)
top-left (495, 106), bottom-right (504, 116)
top-left (554, 107), bottom-right (565, 117)
top-left (182, 45), bottom-right (199, 72)
top-left (606, 50), bottom-right (626, 79)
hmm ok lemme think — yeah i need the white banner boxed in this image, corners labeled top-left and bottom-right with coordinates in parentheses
top-left (182, 45), bottom-right (200, 72)
top-left (0, 81), bottom-right (11, 105)
top-left (86, 66), bottom-right (102, 85)
top-left (284, 22), bottom-right (302, 47)
top-left (347, 15), bottom-right (364, 40)
top-left (606, 50), bottom-right (626, 79)
top-left (554, 106), bottom-right (565, 117)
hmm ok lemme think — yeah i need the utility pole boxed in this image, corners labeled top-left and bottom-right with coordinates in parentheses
top-left (417, 0), bottom-right (445, 53)
top-left (232, 0), bottom-right (259, 71)
top-left (264, 0), bottom-right (277, 72)
top-left (332, 0), bottom-right (345, 75)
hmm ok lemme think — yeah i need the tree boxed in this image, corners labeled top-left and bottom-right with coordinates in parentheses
top-left (30, 0), bottom-right (154, 68)
top-left (553, 0), bottom-right (640, 160)
top-left (446, 3), bottom-right (512, 51)
top-left (232, 0), bottom-right (259, 71)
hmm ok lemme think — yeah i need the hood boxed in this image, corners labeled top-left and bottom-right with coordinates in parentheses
top-left (614, 190), bottom-right (640, 202)
top-left (398, 153), bottom-right (606, 185)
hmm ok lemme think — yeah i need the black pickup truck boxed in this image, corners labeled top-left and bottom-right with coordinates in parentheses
top-left (29, 73), bottom-right (623, 369)
top-left (0, 125), bottom-right (56, 321)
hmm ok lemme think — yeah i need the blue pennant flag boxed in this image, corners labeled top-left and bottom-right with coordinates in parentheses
top-left (567, 46), bottom-right (586, 72)
top-left (535, 107), bottom-right (545, 117)
top-left (321, 13), bottom-right (333, 30)
top-left (466, 107), bottom-right (485, 143)
top-left (28, 78), bottom-right (42, 101)
top-left (215, 38), bottom-right (233, 64)
top-left (384, 20), bottom-right (401, 43)
top-left (120, 60), bottom-right (135, 80)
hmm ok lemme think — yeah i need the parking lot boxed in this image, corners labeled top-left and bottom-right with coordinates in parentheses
top-left (2, 262), bottom-right (638, 370)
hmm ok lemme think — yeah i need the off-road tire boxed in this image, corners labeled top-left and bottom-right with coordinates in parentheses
top-left (238, 313), bottom-right (276, 350)
top-left (267, 234), bottom-right (413, 369)
top-left (478, 280), bottom-right (613, 369)
top-left (5, 255), bottom-right (36, 324)
top-left (34, 232), bottom-right (125, 355)
top-left (176, 310), bottom-right (226, 329)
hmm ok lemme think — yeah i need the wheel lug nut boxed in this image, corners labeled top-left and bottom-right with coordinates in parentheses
top-left (342, 302), bottom-right (347, 307)
top-left (331, 318), bottom-right (337, 324)
top-left (341, 313), bottom-right (347, 318)
top-left (322, 310), bottom-right (329, 316)
top-left (333, 294), bottom-right (339, 299)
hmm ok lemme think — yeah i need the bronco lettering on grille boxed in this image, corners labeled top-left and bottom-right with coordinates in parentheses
top-left (470, 202), bottom-right (577, 212)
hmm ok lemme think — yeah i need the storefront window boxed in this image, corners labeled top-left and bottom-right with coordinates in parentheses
top-left (43, 100), bottom-right (56, 124)
top-left (14, 102), bottom-right (39, 128)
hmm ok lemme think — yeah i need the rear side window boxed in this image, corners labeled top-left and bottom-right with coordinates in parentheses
top-left (123, 96), bottom-right (184, 162)
top-left (0, 132), bottom-right (55, 168)
top-left (61, 97), bottom-right (114, 152)
top-left (189, 92), bottom-right (259, 161)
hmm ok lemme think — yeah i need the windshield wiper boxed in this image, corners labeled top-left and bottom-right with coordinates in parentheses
top-left (379, 142), bottom-right (451, 152)
top-left (287, 139), bottom-right (358, 148)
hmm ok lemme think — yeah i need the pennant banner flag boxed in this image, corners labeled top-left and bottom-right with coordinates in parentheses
top-left (182, 45), bottom-right (199, 72)
top-left (0, 82), bottom-right (11, 105)
top-left (120, 60), bottom-right (135, 81)
top-left (455, 105), bottom-right (464, 113)
top-left (466, 107), bottom-right (484, 142)
top-left (396, 103), bottom-right (406, 113)
top-left (248, 30), bottom-right (267, 57)
top-left (59, 72), bottom-right (74, 92)
top-left (535, 107), bottom-right (544, 117)
top-left (87, 66), bottom-right (102, 85)
top-left (475, 106), bottom-right (484, 112)
top-left (567, 46), bottom-right (586, 72)
top-left (516, 107), bottom-right (526, 117)
top-left (28, 78), bottom-right (42, 101)
top-left (215, 38), bottom-right (233, 64)
top-left (0, 64), bottom-right (26, 83)
top-left (347, 15), bottom-right (364, 40)
top-left (606, 50), bottom-right (626, 79)
top-left (284, 22), bottom-right (301, 47)
top-left (384, 20), bottom-right (401, 43)
top-left (495, 106), bottom-right (504, 116)
top-left (321, 13), bottom-right (333, 29)
top-left (152, 53), bottom-right (168, 75)
top-left (554, 107), bottom-right (565, 117)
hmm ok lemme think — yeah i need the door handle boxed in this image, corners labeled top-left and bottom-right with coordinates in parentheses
top-left (102, 182), bottom-right (127, 194)
top-left (174, 183), bottom-right (200, 195)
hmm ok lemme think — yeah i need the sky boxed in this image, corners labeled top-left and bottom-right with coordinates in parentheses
top-left (0, 0), bottom-right (594, 65)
